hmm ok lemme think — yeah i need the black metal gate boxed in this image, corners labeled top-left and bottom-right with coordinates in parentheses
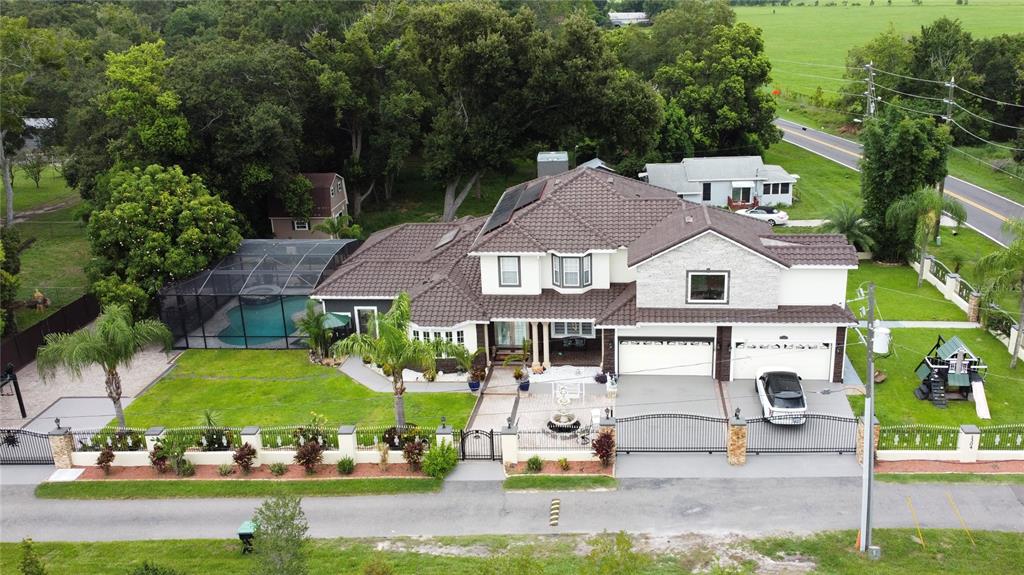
top-left (456, 429), bottom-right (501, 461)
top-left (746, 413), bottom-right (858, 454)
top-left (616, 413), bottom-right (728, 454)
top-left (0, 429), bottom-right (55, 465)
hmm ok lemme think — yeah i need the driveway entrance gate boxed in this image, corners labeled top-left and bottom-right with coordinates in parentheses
top-left (0, 429), bottom-right (55, 465)
top-left (616, 413), bottom-right (729, 454)
top-left (746, 413), bottom-right (858, 454)
top-left (455, 429), bottom-right (502, 461)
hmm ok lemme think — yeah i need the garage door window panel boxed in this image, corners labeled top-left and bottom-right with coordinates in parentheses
top-left (688, 272), bottom-right (728, 304)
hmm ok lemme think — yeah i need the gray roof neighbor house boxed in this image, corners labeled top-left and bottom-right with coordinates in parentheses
top-left (643, 156), bottom-right (799, 207)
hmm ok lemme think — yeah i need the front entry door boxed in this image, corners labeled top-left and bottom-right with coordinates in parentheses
top-left (495, 321), bottom-right (528, 346)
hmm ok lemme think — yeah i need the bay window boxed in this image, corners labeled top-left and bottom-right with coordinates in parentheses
top-left (551, 254), bottom-right (592, 288)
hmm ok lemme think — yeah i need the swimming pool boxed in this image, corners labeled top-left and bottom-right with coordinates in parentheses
top-left (217, 295), bottom-right (310, 347)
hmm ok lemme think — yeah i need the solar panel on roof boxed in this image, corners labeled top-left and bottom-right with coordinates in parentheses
top-left (481, 185), bottom-right (524, 234)
top-left (515, 181), bottom-right (545, 210)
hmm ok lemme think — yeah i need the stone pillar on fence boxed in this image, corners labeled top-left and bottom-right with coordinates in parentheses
top-left (727, 410), bottom-right (747, 466)
top-left (501, 425), bottom-right (519, 467)
top-left (968, 292), bottom-right (981, 323)
top-left (957, 424), bottom-right (981, 463)
top-left (436, 422), bottom-right (454, 448)
top-left (144, 427), bottom-right (164, 453)
top-left (856, 416), bottom-right (880, 465)
top-left (240, 426), bottom-right (261, 465)
top-left (945, 273), bottom-right (960, 301)
top-left (48, 427), bottom-right (74, 469)
top-left (337, 425), bottom-right (357, 461)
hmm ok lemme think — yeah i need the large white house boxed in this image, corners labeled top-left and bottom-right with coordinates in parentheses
top-left (642, 156), bottom-right (798, 208)
top-left (313, 167), bottom-right (856, 383)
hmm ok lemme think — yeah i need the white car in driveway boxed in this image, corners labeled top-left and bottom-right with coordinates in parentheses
top-left (735, 206), bottom-right (789, 226)
top-left (755, 367), bottom-right (807, 425)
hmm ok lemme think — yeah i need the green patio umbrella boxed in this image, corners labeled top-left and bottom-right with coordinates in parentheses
top-left (323, 313), bottom-right (350, 329)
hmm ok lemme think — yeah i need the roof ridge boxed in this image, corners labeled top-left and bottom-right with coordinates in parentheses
top-left (596, 283), bottom-right (637, 324)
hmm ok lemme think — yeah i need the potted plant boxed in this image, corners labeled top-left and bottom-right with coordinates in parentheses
top-left (451, 346), bottom-right (487, 392)
top-left (502, 338), bottom-right (533, 392)
top-left (468, 366), bottom-right (486, 392)
top-left (594, 372), bottom-right (608, 384)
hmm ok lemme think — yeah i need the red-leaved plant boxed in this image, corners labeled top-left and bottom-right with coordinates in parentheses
top-left (592, 429), bottom-right (615, 468)
top-left (233, 442), bottom-right (257, 474)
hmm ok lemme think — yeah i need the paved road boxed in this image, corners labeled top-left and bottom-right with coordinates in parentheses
top-left (3, 477), bottom-right (1023, 542)
top-left (775, 118), bottom-right (1024, 247)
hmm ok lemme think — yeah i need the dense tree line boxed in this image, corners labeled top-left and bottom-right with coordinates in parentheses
top-left (1, 0), bottom-right (778, 316)
top-left (841, 18), bottom-right (1024, 147)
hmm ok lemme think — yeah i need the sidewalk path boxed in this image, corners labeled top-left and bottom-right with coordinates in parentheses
top-left (856, 320), bottom-right (981, 329)
top-left (338, 356), bottom-right (472, 393)
top-left (3, 477), bottom-right (1022, 542)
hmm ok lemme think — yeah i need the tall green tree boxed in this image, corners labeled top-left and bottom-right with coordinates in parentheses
top-left (841, 25), bottom-right (913, 117)
top-left (976, 219), bottom-right (1024, 368)
top-left (36, 303), bottom-right (171, 428)
top-left (885, 188), bottom-right (966, 287)
top-left (87, 164), bottom-right (242, 317)
top-left (252, 495), bottom-right (309, 575)
top-left (331, 292), bottom-right (461, 427)
top-left (0, 16), bottom-right (65, 223)
top-left (860, 107), bottom-right (952, 262)
top-left (821, 202), bottom-right (875, 253)
top-left (295, 300), bottom-right (332, 360)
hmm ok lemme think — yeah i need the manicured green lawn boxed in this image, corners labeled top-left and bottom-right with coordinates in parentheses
top-left (35, 478), bottom-right (441, 499)
top-left (763, 140), bottom-right (861, 219)
top-left (0, 166), bottom-right (77, 216)
top-left (878, 473), bottom-right (1024, 485)
top-left (847, 263), bottom-right (966, 322)
top-left (846, 327), bottom-right (1024, 424)
top-left (10, 204), bottom-right (91, 329)
top-left (4, 530), bottom-right (1022, 575)
top-left (122, 350), bottom-right (477, 429)
top-left (753, 529), bottom-right (1024, 575)
top-left (928, 226), bottom-right (1021, 316)
top-left (503, 475), bottom-right (617, 491)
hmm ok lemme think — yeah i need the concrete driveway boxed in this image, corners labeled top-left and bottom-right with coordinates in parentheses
top-left (725, 379), bottom-right (855, 420)
top-left (615, 375), bottom-right (724, 418)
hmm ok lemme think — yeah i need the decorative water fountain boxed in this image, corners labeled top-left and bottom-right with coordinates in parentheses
top-left (546, 384), bottom-right (582, 434)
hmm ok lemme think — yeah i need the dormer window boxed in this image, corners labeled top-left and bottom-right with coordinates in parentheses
top-left (687, 271), bottom-right (728, 304)
top-left (551, 254), bottom-right (592, 288)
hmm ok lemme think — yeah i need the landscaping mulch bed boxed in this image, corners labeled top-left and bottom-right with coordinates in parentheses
top-left (77, 463), bottom-right (425, 481)
top-left (505, 460), bottom-right (610, 476)
top-left (876, 460), bottom-right (1024, 474)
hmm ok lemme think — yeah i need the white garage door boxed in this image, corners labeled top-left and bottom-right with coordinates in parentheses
top-left (618, 338), bottom-right (714, 376)
top-left (731, 341), bottom-right (832, 380)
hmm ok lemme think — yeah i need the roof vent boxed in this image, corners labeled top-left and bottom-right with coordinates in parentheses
top-left (684, 215), bottom-right (694, 223)
top-left (554, 179), bottom-right (561, 185)
top-left (607, 177), bottom-right (614, 184)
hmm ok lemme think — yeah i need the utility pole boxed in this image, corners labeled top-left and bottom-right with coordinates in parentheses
top-left (936, 76), bottom-right (956, 245)
top-left (864, 62), bottom-right (877, 118)
top-left (859, 283), bottom-right (879, 558)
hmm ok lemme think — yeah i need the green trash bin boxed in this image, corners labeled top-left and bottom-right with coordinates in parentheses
top-left (238, 520), bottom-right (256, 554)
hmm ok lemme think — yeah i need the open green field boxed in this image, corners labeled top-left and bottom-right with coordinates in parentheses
top-left (121, 350), bottom-right (477, 429)
top-left (3, 530), bottom-right (1022, 575)
top-left (36, 478), bottom-right (441, 500)
top-left (846, 327), bottom-right (1024, 424)
top-left (847, 263), bottom-right (965, 321)
top-left (764, 140), bottom-right (861, 219)
top-left (736, 0), bottom-right (1024, 97)
top-left (0, 166), bottom-right (76, 217)
top-left (9, 203), bottom-right (91, 329)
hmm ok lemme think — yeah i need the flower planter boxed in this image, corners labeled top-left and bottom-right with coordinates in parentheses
top-left (517, 379), bottom-right (530, 392)
top-left (468, 380), bottom-right (481, 392)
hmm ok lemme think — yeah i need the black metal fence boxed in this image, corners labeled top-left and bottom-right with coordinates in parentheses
top-left (0, 429), bottom-right (54, 465)
top-left (877, 424), bottom-right (959, 451)
top-left (616, 413), bottom-right (728, 454)
top-left (0, 294), bottom-right (101, 373)
top-left (161, 426), bottom-right (242, 452)
top-left (979, 425), bottom-right (1024, 451)
top-left (356, 425), bottom-right (437, 450)
top-left (260, 425), bottom-right (340, 450)
top-left (746, 413), bottom-right (858, 454)
top-left (456, 429), bottom-right (501, 460)
top-left (71, 428), bottom-right (147, 452)
top-left (518, 428), bottom-right (595, 451)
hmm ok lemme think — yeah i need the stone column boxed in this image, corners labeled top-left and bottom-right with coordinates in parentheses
top-left (501, 425), bottom-right (519, 467)
top-left (945, 273), bottom-right (961, 301)
top-left (957, 424), bottom-right (981, 463)
top-left (436, 423), bottom-right (454, 448)
top-left (530, 321), bottom-right (540, 369)
top-left (240, 426), bottom-right (262, 465)
top-left (727, 412), bottom-right (747, 466)
top-left (144, 426), bottom-right (165, 453)
top-left (968, 292), bottom-right (981, 323)
top-left (337, 425), bottom-right (357, 461)
top-left (48, 427), bottom-right (74, 470)
top-left (542, 322), bottom-right (551, 368)
top-left (856, 416), bottom-right (880, 465)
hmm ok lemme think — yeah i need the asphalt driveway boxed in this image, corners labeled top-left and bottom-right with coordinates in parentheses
top-left (615, 375), bottom-right (724, 418)
top-left (725, 378), bottom-right (855, 420)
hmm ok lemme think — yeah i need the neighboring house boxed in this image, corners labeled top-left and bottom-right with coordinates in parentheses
top-left (19, 117), bottom-right (55, 152)
top-left (268, 172), bottom-right (348, 239)
top-left (577, 157), bottom-right (616, 173)
top-left (642, 156), bottom-right (798, 209)
top-left (313, 167), bottom-right (857, 384)
top-left (608, 11), bottom-right (651, 26)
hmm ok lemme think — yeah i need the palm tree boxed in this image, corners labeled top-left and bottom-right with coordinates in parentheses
top-left (295, 300), bottom-right (332, 359)
top-left (314, 214), bottom-right (364, 240)
top-left (886, 188), bottom-right (967, 287)
top-left (821, 202), bottom-right (875, 252)
top-left (976, 218), bottom-right (1024, 368)
top-left (331, 292), bottom-right (460, 426)
top-left (36, 304), bottom-right (172, 428)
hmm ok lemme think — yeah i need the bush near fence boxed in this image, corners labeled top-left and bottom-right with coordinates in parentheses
top-left (356, 425), bottom-right (436, 449)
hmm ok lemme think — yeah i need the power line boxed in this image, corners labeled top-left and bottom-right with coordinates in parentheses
top-left (773, 69), bottom-right (864, 84)
top-left (954, 84), bottom-right (1024, 109)
top-left (949, 119), bottom-right (1024, 151)
top-left (951, 101), bottom-right (1024, 131)
top-left (771, 58), bottom-right (861, 72)
top-left (874, 83), bottom-right (946, 103)
top-left (946, 146), bottom-right (1024, 183)
top-left (871, 66), bottom-right (947, 86)
top-left (875, 98), bottom-right (940, 118)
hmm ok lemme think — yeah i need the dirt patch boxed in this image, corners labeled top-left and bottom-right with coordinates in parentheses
top-left (505, 460), bottom-right (610, 475)
top-left (876, 460), bottom-right (1024, 474)
top-left (76, 462), bottom-right (426, 481)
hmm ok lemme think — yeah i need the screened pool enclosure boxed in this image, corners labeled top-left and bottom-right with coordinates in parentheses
top-left (159, 239), bottom-right (359, 349)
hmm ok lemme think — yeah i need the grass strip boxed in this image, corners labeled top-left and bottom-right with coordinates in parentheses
top-left (503, 475), bottom-right (617, 491)
top-left (877, 473), bottom-right (1024, 485)
top-left (35, 478), bottom-right (442, 499)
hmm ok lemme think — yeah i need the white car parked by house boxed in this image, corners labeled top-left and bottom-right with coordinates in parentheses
top-left (735, 206), bottom-right (789, 226)
top-left (755, 367), bottom-right (807, 425)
